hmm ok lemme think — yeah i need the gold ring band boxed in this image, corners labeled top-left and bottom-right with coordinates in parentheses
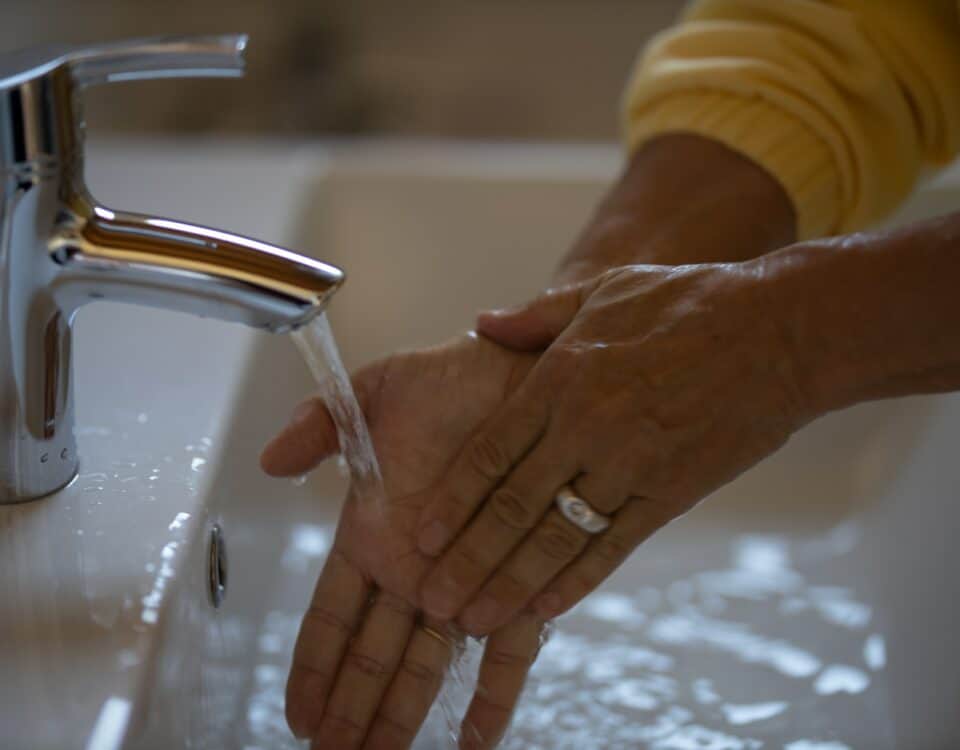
top-left (420, 624), bottom-right (454, 648)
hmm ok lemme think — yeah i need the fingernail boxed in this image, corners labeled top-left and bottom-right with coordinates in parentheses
top-left (461, 596), bottom-right (500, 635)
top-left (422, 576), bottom-right (459, 619)
top-left (534, 592), bottom-right (562, 619)
top-left (418, 520), bottom-right (450, 556)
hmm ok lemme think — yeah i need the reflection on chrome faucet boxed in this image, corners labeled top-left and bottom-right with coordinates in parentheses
top-left (0, 35), bottom-right (344, 502)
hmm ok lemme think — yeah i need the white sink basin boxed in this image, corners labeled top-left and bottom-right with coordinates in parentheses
top-left (1, 139), bottom-right (958, 750)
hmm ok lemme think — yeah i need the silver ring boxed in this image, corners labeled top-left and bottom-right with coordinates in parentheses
top-left (555, 485), bottom-right (611, 534)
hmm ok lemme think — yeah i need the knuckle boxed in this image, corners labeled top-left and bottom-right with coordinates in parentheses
top-left (374, 592), bottom-right (416, 619)
top-left (400, 656), bottom-right (442, 686)
top-left (593, 531), bottom-right (633, 565)
top-left (289, 660), bottom-right (334, 686)
top-left (600, 264), bottom-right (645, 291)
top-left (534, 522), bottom-right (584, 561)
top-left (346, 651), bottom-right (392, 680)
top-left (466, 433), bottom-right (512, 481)
top-left (449, 544), bottom-right (488, 579)
top-left (321, 713), bottom-right (366, 743)
top-left (450, 544), bottom-right (487, 573)
top-left (303, 605), bottom-right (355, 638)
top-left (491, 568), bottom-right (531, 599)
top-left (374, 710), bottom-right (418, 739)
top-left (485, 646), bottom-right (532, 669)
top-left (489, 488), bottom-right (536, 530)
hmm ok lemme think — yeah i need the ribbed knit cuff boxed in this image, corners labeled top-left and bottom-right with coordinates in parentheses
top-left (625, 91), bottom-right (841, 240)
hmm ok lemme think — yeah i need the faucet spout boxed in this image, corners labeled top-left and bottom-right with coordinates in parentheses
top-left (52, 195), bottom-right (344, 332)
top-left (0, 184), bottom-right (344, 503)
top-left (0, 34), bottom-right (342, 502)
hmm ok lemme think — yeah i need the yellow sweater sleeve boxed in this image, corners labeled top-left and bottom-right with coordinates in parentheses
top-left (623, 0), bottom-right (960, 239)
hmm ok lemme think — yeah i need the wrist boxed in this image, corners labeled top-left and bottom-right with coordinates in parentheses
top-left (755, 215), bottom-right (960, 418)
top-left (746, 244), bottom-right (852, 422)
top-left (555, 133), bottom-right (797, 284)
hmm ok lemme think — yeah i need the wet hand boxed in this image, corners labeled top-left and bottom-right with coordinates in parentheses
top-left (261, 334), bottom-right (545, 749)
top-left (416, 263), bottom-right (809, 635)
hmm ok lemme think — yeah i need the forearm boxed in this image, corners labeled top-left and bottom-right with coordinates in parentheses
top-left (766, 213), bottom-right (960, 418)
top-left (554, 134), bottom-right (797, 284)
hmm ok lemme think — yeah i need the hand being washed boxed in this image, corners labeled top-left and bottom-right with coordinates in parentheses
top-left (415, 262), bottom-right (811, 635)
top-left (261, 334), bottom-right (545, 750)
top-left (407, 135), bottom-right (801, 637)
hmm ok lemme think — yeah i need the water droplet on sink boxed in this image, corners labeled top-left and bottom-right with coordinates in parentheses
top-left (813, 665), bottom-right (869, 695)
top-left (863, 635), bottom-right (885, 671)
top-left (722, 701), bottom-right (788, 725)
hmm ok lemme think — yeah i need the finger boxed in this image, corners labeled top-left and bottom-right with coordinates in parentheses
top-left (315, 591), bottom-right (417, 749)
top-left (476, 280), bottom-right (598, 352)
top-left (532, 498), bottom-right (674, 620)
top-left (261, 360), bottom-right (381, 476)
top-left (362, 620), bottom-right (460, 750)
top-left (459, 614), bottom-right (544, 750)
top-left (286, 548), bottom-right (371, 739)
top-left (458, 508), bottom-right (593, 635)
top-left (415, 390), bottom-right (551, 558)
top-left (568, 471), bottom-right (631, 516)
top-left (418, 438), bottom-right (576, 621)
top-left (262, 397), bottom-right (338, 476)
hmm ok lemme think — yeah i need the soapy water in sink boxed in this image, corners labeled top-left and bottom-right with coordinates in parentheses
top-left (290, 313), bottom-right (485, 746)
top-left (238, 522), bottom-right (891, 749)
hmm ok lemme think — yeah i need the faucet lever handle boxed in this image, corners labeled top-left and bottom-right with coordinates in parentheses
top-left (0, 34), bottom-right (247, 168)
top-left (67, 34), bottom-right (248, 87)
top-left (0, 34), bottom-right (247, 92)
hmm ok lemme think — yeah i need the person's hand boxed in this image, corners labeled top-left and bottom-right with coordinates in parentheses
top-left (261, 334), bottom-right (546, 750)
top-left (415, 262), bottom-right (810, 635)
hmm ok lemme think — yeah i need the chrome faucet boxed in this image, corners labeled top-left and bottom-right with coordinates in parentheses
top-left (0, 35), bottom-right (344, 503)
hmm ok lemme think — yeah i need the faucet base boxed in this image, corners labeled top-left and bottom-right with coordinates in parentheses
top-left (0, 431), bottom-right (79, 504)
top-left (0, 463), bottom-right (78, 504)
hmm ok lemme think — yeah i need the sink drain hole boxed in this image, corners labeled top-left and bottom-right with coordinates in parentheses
top-left (208, 523), bottom-right (228, 609)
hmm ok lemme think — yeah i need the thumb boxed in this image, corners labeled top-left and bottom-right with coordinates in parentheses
top-left (260, 397), bottom-right (338, 477)
top-left (476, 280), bottom-right (595, 351)
top-left (260, 361), bottom-right (380, 477)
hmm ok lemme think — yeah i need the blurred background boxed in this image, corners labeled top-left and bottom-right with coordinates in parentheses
top-left (0, 0), bottom-right (686, 141)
